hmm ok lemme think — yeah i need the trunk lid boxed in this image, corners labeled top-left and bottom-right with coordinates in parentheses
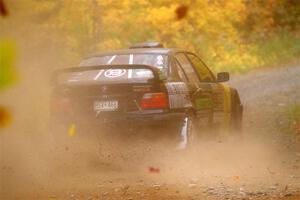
top-left (51, 65), bottom-right (167, 118)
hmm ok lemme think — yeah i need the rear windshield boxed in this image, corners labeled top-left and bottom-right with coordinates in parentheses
top-left (79, 54), bottom-right (168, 74)
top-left (57, 68), bottom-right (155, 85)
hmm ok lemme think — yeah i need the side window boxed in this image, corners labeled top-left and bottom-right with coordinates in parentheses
top-left (169, 58), bottom-right (188, 82)
top-left (186, 53), bottom-right (215, 82)
top-left (175, 53), bottom-right (200, 85)
top-left (175, 60), bottom-right (188, 82)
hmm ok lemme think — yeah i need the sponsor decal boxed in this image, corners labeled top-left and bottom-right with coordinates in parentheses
top-left (195, 98), bottom-right (214, 109)
top-left (156, 55), bottom-right (164, 66)
top-left (104, 69), bottom-right (126, 78)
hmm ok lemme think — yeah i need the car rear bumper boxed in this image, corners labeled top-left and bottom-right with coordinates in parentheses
top-left (100, 111), bottom-right (185, 124)
top-left (51, 110), bottom-right (186, 128)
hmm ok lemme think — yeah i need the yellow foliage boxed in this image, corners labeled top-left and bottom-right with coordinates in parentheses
top-left (2, 0), bottom-right (299, 73)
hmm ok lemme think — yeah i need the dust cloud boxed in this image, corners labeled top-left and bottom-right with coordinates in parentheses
top-left (0, 30), bottom-right (295, 199)
top-left (1, 98), bottom-right (291, 200)
top-left (1, 4), bottom-right (299, 199)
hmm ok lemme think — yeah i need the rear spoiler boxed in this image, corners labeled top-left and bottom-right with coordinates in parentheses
top-left (51, 64), bottom-right (166, 85)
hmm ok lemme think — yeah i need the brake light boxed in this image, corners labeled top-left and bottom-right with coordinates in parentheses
top-left (140, 92), bottom-right (169, 109)
top-left (50, 96), bottom-right (72, 113)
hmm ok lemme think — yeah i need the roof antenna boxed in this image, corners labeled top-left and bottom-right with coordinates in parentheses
top-left (129, 42), bottom-right (164, 49)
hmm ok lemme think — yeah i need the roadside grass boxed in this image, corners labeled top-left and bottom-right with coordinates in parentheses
top-left (209, 32), bottom-right (300, 74)
top-left (282, 103), bottom-right (300, 135)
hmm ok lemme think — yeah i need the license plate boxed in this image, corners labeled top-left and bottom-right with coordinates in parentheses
top-left (94, 100), bottom-right (118, 111)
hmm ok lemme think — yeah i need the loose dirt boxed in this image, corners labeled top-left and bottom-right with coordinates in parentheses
top-left (1, 65), bottom-right (300, 200)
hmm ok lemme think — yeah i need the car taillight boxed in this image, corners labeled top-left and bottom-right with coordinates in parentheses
top-left (140, 92), bottom-right (169, 109)
top-left (50, 96), bottom-right (72, 113)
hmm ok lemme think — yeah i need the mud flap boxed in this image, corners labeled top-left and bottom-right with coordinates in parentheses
top-left (178, 116), bottom-right (189, 149)
top-left (219, 84), bottom-right (232, 137)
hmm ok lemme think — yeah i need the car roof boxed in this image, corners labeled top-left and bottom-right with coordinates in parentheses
top-left (85, 48), bottom-right (182, 59)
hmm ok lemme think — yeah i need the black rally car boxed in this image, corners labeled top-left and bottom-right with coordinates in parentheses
top-left (50, 42), bottom-right (243, 148)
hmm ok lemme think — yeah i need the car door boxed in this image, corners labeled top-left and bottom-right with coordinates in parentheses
top-left (185, 53), bottom-right (225, 126)
top-left (174, 52), bottom-right (214, 121)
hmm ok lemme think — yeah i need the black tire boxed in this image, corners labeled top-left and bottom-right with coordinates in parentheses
top-left (230, 89), bottom-right (243, 133)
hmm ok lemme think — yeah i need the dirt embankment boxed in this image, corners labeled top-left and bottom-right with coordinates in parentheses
top-left (1, 65), bottom-right (300, 200)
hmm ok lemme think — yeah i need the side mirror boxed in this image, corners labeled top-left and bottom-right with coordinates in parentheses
top-left (217, 72), bottom-right (230, 82)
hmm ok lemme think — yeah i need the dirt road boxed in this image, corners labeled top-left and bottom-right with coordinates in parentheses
top-left (1, 65), bottom-right (300, 200)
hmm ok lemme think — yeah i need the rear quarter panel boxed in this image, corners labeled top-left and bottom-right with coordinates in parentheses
top-left (165, 82), bottom-right (192, 110)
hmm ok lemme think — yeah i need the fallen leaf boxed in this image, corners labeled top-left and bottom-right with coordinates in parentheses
top-left (148, 167), bottom-right (160, 173)
top-left (68, 123), bottom-right (76, 137)
top-left (0, 106), bottom-right (11, 128)
top-left (0, 40), bottom-right (16, 89)
top-left (0, 0), bottom-right (8, 17)
top-left (175, 5), bottom-right (188, 20)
